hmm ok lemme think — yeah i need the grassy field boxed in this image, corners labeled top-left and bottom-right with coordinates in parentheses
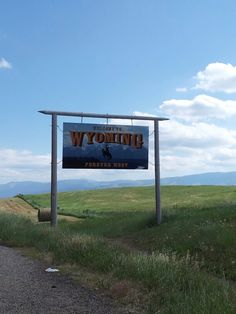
top-left (0, 186), bottom-right (236, 313)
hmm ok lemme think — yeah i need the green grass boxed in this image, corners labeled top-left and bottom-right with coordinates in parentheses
top-left (21, 186), bottom-right (155, 215)
top-left (22, 185), bottom-right (236, 214)
top-left (0, 212), bottom-right (235, 314)
top-left (21, 186), bottom-right (236, 280)
top-left (2, 185), bottom-right (236, 313)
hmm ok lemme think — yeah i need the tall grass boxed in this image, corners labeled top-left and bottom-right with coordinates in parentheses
top-left (0, 212), bottom-right (235, 313)
top-left (20, 186), bottom-right (236, 281)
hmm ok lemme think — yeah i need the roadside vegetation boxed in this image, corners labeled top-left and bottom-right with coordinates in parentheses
top-left (0, 186), bottom-right (236, 313)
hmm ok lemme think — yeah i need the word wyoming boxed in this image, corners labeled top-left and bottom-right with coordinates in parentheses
top-left (70, 131), bottom-right (144, 149)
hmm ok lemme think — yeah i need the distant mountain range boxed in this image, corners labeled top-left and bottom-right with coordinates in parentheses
top-left (161, 171), bottom-right (236, 186)
top-left (0, 171), bottom-right (235, 198)
top-left (0, 179), bottom-right (154, 198)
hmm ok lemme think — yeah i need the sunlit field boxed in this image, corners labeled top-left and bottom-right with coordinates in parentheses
top-left (0, 186), bottom-right (236, 313)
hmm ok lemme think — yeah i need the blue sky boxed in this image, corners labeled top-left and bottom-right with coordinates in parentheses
top-left (1, 0), bottom-right (236, 183)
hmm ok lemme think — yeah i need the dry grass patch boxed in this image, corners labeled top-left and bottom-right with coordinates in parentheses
top-left (0, 198), bottom-right (37, 220)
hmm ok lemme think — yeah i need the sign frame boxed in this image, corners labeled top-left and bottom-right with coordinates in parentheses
top-left (39, 110), bottom-right (169, 227)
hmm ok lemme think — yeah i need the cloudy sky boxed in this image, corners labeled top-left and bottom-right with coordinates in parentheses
top-left (1, 0), bottom-right (236, 183)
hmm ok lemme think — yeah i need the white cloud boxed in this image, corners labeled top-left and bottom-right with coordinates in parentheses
top-left (0, 57), bottom-right (12, 69)
top-left (156, 63), bottom-right (236, 176)
top-left (110, 111), bottom-right (236, 178)
top-left (176, 87), bottom-right (188, 92)
top-left (159, 119), bottom-right (236, 177)
top-left (58, 167), bottom-right (155, 183)
top-left (160, 151), bottom-right (236, 177)
top-left (0, 149), bottom-right (50, 183)
top-left (194, 62), bottom-right (236, 93)
top-left (160, 94), bottom-right (236, 121)
top-left (160, 120), bottom-right (236, 150)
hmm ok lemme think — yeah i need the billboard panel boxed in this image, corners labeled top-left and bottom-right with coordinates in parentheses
top-left (63, 123), bottom-right (149, 169)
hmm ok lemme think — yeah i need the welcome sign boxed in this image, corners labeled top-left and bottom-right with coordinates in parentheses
top-left (63, 123), bottom-right (149, 169)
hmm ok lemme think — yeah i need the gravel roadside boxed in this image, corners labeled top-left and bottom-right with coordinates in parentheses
top-left (0, 245), bottom-right (126, 314)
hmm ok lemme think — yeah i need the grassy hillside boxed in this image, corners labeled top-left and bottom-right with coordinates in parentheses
top-left (23, 185), bottom-right (236, 214)
top-left (22, 186), bottom-right (236, 279)
top-left (1, 186), bottom-right (236, 313)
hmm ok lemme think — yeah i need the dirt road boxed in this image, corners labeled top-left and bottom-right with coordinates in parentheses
top-left (0, 245), bottom-right (125, 314)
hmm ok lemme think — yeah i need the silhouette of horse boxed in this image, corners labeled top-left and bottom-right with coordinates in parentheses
top-left (102, 144), bottom-right (112, 160)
